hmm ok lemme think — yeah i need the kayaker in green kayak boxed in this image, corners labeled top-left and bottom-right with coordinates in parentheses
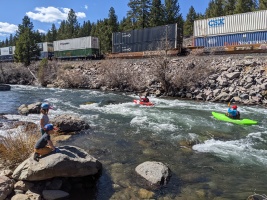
top-left (226, 101), bottom-right (240, 119)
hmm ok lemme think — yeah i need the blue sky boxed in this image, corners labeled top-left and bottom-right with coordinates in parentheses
top-left (0, 0), bottom-right (209, 41)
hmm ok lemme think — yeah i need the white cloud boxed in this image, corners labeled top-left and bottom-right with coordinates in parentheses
top-left (84, 5), bottom-right (88, 10)
top-left (0, 22), bottom-right (18, 34)
top-left (26, 6), bottom-right (86, 23)
top-left (37, 29), bottom-right (46, 34)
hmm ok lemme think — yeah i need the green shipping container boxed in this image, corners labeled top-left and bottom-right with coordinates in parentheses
top-left (53, 36), bottom-right (100, 59)
top-left (53, 48), bottom-right (100, 59)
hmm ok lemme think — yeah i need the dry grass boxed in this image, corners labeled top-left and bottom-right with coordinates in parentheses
top-left (0, 129), bottom-right (39, 166)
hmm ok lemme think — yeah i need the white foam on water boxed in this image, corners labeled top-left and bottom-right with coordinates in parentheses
top-left (4, 114), bottom-right (40, 124)
top-left (0, 125), bottom-right (31, 137)
top-left (193, 131), bottom-right (267, 166)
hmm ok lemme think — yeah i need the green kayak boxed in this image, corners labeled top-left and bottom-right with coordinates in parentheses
top-left (212, 112), bottom-right (258, 125)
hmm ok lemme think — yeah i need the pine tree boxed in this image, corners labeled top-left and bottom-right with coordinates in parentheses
top-left (149, 0), bottom-right (164, 27)
top-left (183, 6), bottom-right (197, 36)
top-left (223, 0), bottom-right (236, 15)
top-left (118, 17), bottom-right (135, 31)
top-left (108, 7), bottom-right (119, 33)
top-left (65, 9), bottom-right (80, 38)
top-left (78, 21), bottom-right (92, 37)
top-left (259, 0), bottom-right (267, 9)
top-left (9, 34), bottom-right (14, 46)
top-left (14, 16), bottom-right (40, 66)
top-left (234, 0), bottom-right (257, 13)
top-left (127, 0), bottom-right (151, 29)
top-left (107, 7), bottom-right (119, 52)
top-left (46, 31), bottom-right (53, 42)
top-left (164, 0), bottom-right (182, 24)
top-left (205, 0), bottom-right (216, 17)
top-left (214, 0), bottom-right (224, 16)
top-left (57, 20), bottom-right (67, 40)
top-left (50, 24), bottom-right (57, 41)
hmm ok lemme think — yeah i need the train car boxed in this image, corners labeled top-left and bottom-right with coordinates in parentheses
top-left (193, 10), bottom-right (267, 49)
top-left (53, 36), bottom-right (100, 60)
top-left (193, 30), bottom-right (267, 48)
top-left (111, 23), bottom-right (183, 57)
top-left (37, 42), bottom-right (54, 59)
top-left (0, 46), bottom-right (15, 62)
top-left (194, 10), bottom-right (267, 37)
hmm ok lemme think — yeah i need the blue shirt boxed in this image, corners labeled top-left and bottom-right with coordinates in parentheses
top-left (228, 108), bottom-right (238, 117)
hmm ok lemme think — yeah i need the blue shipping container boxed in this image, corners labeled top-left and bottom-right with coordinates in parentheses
top-left (194, 31), bottom-right (267, 47)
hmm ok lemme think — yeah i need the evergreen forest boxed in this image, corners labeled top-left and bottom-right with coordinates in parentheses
top-left (0, 0), bottom-right (266, 66)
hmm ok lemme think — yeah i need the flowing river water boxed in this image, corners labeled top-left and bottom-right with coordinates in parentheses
top-left (1, 85), bottom-right (267, 199)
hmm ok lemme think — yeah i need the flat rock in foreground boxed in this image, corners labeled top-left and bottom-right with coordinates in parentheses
top-left (12, 145), bottom-right (102, 181)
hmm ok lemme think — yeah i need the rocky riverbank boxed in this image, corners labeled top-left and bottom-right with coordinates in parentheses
top-left (1, 54), bottom-right (267, 106)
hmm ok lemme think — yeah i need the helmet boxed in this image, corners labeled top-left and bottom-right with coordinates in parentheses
top-left (44, 124), bottom-right (55, 131)
top-left (232, 105), bottom-right (237, 110)
top-left (41, 103), bottom-right (50, 109)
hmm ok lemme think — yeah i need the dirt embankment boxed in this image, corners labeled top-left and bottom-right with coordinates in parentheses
top-left (1, 54), bottom-right (267, 105)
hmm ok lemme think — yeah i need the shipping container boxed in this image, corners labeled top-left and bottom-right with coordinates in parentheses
top-left (0, 46), bottom-right (13, 56)
top-left (0, 46), bottom-right (15, 62)
top-left (53, 36), bottom-right (100, 59)
top-left (112, 23), bottom-right (182, 53)
top-left (194, 30), bottom-right (267, 48)
top-left (37, 42), bottom-right (54, 59)
top-left (194, 10), bottom-right (267, 37)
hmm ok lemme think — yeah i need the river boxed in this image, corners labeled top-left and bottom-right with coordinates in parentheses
top-left (1, 85), bottom-right (267, 199)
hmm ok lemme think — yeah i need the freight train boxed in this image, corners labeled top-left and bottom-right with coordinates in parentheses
top-left (193, 9), bottom-right (267, 54)
top-left (0, 42), bottom-right (54, 62)
top-left (0, 36), bottom-right (101, 62)
top-left (1, 9), bottom-right (267, 62)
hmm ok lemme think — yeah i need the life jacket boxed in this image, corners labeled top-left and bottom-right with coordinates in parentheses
top-left (226, 111), bottom-right (240, 119)
top-left (141, 97), bottom-right (149, 102)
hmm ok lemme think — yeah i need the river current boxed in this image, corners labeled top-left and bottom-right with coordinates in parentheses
top-left (1, 85), bottom-right (267, 199)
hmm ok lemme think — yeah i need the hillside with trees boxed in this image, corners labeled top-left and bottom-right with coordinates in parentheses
top-left (0, 0), bottom-right (265, 66)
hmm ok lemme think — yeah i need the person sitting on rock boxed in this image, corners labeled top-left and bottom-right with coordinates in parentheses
top-left (226, 104), bottom-right (240, 119)
top-left (34, 124), bottom-right (59, 161)
top-left (140, 94), bottom-right (149, 102)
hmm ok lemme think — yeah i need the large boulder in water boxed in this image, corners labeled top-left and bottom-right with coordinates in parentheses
top-left (18, 102), bottom-right (42, 115)
top-left (12, 145), bottom-right (102, 181)
top-left (0, 84), bottom-right (11, 91)
top-left (50, 114), bottom-right (90, 132)
top-left (135, 161), bottom-right (171, 185)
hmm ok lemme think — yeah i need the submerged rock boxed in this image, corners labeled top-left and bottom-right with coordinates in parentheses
top-left (0, 84), bottom-right (11, 91)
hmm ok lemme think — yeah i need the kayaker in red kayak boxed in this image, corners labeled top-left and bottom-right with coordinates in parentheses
top-left (140, 94), bottom-right (149, 102)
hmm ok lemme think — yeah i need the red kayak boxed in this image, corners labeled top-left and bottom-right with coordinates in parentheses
top-left (133, 99), bottom-right (154, 106)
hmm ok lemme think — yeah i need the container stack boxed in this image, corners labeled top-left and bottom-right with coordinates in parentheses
top-left (193, 10), bottom-right (267, 48)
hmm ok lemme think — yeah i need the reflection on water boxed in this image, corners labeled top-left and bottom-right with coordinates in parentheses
top-left (1, 85), bottom-right (267, 199)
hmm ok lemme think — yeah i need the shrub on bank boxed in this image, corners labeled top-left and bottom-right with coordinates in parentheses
top-left (0, 130), bottom-right (38, 167)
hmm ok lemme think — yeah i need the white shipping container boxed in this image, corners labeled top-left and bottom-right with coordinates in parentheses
top-left (0, 46), bottom-right (14, 55)
top-left (53, 36), bottom-right (99, 51)
top-left (37, 42), bottom-right (53, 52)
top-left (194, 10), bottom-right (267, 37)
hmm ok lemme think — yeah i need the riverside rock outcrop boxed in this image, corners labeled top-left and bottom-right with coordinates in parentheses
top-left (12, 145), bottom-right (102, 181)
top-left (0, 175), bottom-right (15, 200)
top-left (2, 54), bottom-right (267, 106)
